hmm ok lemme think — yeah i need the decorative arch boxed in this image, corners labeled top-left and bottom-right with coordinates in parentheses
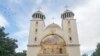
top-left (40, 34), bottom-right (66, 45)
top-left (38, 34), bottom-right (67, 55)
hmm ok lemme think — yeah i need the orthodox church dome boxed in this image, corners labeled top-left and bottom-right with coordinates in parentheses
top-left (46, 23), bottom-right (61, 29)
top-left (32, 10), bottom-right (45, 19)
top-left (61, 9), bottom-right (74, 19)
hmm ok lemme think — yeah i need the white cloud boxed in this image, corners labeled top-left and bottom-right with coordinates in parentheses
top-left (73, 0), bottom-right (100, 55)
top-left (11, 30), bottom-right (28, 52)
top-left (6, 0), bottom-right (100, 55)
top-left (0, 14), bottom-right (9, 27)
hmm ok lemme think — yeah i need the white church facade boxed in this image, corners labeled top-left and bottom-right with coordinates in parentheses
top-left (27, 9), bottom-right (80, 56)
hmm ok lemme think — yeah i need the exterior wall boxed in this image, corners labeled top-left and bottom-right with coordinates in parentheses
top-left (66, 45), bottom-right (80, 56)
top-left (62, 18), bottom-right (79, 44)
top-left (62, 19), bottom-right (71, 44)
top-left (27, 18), bottom-right (45, 56)
top-left (27, 17), bottom-right (80, 56)
top-left (69, 19), bottom-right (79, 44)
top-left (62, 18), bottom-right (80, 56)
top-left (27, 46), bottom-right (40, 56)
top-left (28, 18), bottom-right (45, 45)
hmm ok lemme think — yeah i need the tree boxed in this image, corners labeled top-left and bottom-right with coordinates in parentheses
top-left (91, 43), bottom-right (100, 56)
top-left (15, 50), bottom-right (26, 56)
top-left (0, 27), bottom-right (18, 56)
top-left (82, 53), bottom-right (88, 56)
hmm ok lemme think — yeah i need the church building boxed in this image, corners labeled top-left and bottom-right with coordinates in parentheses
top-left (27, 9), bottom-right (80, 56)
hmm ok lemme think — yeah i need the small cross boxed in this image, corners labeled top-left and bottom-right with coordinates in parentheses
top-left (65, 5), bottom-right (68, 9)
top-left (52, 17), bottom-right (55, 23)
top-left (37, 6), bottom-right (41, 11)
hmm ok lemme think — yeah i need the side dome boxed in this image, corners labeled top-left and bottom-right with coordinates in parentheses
top-left (32, 10), bottom-right (45, 19)
top-left (61, 9), bottom-right (74, 19)
top-left (46, 23), bottom-right (61, 29)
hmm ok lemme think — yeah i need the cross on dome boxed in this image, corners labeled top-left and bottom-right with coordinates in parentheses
top-left (65, 5), bottom-right (68, 9)
top-left (52, 17), bottom-right (55, 23)
top-left (61, 6), bottom-right (74, 19)
top-left (37, 6), bottom-right (41, 11)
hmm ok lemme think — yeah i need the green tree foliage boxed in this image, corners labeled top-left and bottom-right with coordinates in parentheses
top-left (82, 53), bottom-right (88, 56)
top-left (0, 27), bottom-right (18, 56)
top-left (92, 43), bottom-right (100, 56)
top-left (15, 50), bottom-right (26, 56)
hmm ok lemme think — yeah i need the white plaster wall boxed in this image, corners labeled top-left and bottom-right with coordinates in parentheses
top-left (27, 47), bottom-right (40, 56)
top-left (27, 18), bottom-right (80, 56)
top-left (69, 19), bottom-right (79, 44)
top-left (66, 46), bottom-right (80, 56)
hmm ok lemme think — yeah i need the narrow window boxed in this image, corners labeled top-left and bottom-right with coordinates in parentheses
top-left (36, 21), bottom-right (38, 24)
top-left (59, 48), bottom-right (62, 54)
top-left (36, 14), bottom-right (37, 18)
top-left (35, 21), bottom-right (38, 27)
top-left (40, 15), bottom-right (41, 19)
top-left (68, 20), bottom-right (70, 24)
top-left (38, 14), bottom-right (40, 18)
top-left (42, 15), bottom-right (43, 19)
top-left (67, 13), bottom-right (68, 17)
top-left (35, 29), bottom-right (38, 32)
top-left (37, 14), bottom-right (39, 18)
top-left (34, 37), bottom-right (37, 41)
top-left (69, 13), bottom-right (70, 17)
top-left (44, 16), bottom-right (45, 19)
top-left (64, 13), bottom-right (66, 18)
top-left (68, 13), bottom-right (69, 17)
top-left (69, 37), bottom-right (72, 41)
top-left (65, 13), bottom-right (67, 18)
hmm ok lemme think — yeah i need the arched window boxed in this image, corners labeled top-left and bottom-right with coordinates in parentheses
top-left (69, 37), bottom-right (72, 42)
top-left (34, 37), bottom-right (37, 41)
top-left (36, 21), bottom-right (38, 24)
top-left (68, 20), bottom-right (70, 24)
top-left (35, 29), bottom-right (38, 33)
top-left (59, 48), bottom-right (62, 54)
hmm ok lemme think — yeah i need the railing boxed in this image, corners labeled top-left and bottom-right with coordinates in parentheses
top-left (38, 54), bottom-right (68, 56)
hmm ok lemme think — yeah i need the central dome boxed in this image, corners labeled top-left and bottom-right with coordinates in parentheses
top-left (46, 23), bottom-right (61, 29)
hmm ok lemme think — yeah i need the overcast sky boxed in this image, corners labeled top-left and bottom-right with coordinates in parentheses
top-left (0, 0), bottom-right (100, 56)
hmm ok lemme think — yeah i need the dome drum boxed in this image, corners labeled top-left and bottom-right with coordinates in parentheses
top-left (61, 10), bottom-right (74, 19)
top-left (32, 11), bottom-right (45, 19)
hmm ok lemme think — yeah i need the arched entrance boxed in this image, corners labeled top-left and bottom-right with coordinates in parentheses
top-left (38, 34), bottom-right (67, 56)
